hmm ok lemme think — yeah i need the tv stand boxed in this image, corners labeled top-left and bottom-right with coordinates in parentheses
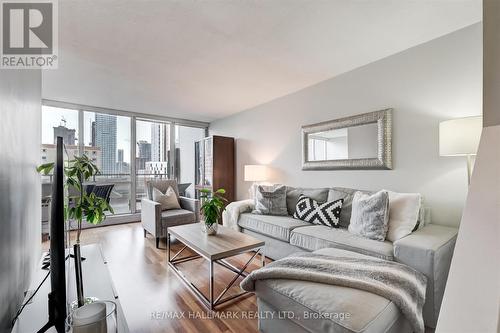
top-left (12, 244), bottom-right (129, 332)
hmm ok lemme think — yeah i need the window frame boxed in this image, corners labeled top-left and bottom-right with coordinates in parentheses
top-left (42, 99), bottom-right (209, 220)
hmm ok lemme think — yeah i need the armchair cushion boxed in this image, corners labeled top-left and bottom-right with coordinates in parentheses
top-left (161, 209), bottom-right (196, 229)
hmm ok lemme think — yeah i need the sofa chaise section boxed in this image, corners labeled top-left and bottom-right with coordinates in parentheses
top-left (255, 248), bottom-right (412, 333)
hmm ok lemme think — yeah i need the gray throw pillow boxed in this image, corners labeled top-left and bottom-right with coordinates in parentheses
top-left (253, 185), bottom-right (288, 216)
top-left (348, 190), bottom-right (390, 241)
top-left (286, 187), bottom-right (329, 215)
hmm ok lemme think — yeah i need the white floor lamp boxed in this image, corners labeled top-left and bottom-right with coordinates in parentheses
top-left (439, 116), bottom-right (482, 185)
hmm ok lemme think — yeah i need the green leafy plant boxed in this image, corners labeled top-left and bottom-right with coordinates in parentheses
top-left (37, 154), bottom-right (114, 244)
top-left (199, 188), bottom-right (227, 226)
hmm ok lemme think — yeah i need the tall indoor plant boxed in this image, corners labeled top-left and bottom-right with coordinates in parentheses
top-left (199, 188), bottom-right (227, 235)
top-left (38, 154), bottom-right (113, 307)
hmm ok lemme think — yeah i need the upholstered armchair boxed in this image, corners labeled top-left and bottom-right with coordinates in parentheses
top-left (141, 179), bottom-right (200, 248)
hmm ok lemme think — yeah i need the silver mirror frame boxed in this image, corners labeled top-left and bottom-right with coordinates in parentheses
top-left (302, 108), bottom-right (392, 170)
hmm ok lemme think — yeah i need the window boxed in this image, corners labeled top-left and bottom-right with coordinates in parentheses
top-left (84, 111), bottom-right (132, 215)
top-left (135, 119), bottom-right (171, 211)
top-left (41, 101), bottom-right (208, 220)
top-left (41, 105), bottom-right (79, 161)
top-left (41, 105), bottom-right (79, 187)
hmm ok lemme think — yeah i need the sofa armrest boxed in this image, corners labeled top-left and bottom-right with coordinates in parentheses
top-left (393, 224), bottom-right (458, 328)
top-left (222, 199), bottom-right (254, 231)
top-left (179, 196), bottom-right (200, 222)
top-left (141, 198), bottom-right (162, 237)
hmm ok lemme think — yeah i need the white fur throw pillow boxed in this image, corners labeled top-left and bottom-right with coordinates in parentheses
top-left (384, 190), bottom-right (422, 242)
top-left (152, 186), bottom-right (180, 211)
top-left (348, 190), bottom-right (390, 241)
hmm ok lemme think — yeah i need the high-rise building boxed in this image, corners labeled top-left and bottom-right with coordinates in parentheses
top-left (117, 149), bottom-right (124, 163)
top-left (151, 123), bottom-right (169, 162)
top-left (137, 140), bottom-right (151, 160)
top-left (41, 144), bottom-right (101, 169)
top-left (95, 114), bottom-right (117, 175)
top-left (116, 149), bottom-right (129, 174)
top-left (90, 121), bottom-right (96, 146)
top-left (53, 118), bottom-right (76, 145)
top-left (136, 140), bottom-right (151, 171)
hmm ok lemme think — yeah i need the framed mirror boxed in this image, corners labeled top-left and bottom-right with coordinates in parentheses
top-left (302, 109), bottom-right (392, 170)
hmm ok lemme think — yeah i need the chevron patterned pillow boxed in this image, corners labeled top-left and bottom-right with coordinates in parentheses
top-left (293, 194), bottom-right (343, 228)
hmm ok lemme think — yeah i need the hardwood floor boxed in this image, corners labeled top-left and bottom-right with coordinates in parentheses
top-left (43, 222), bottom-right (267, 333)
top-left (41, 222), bottom-right (437, 333)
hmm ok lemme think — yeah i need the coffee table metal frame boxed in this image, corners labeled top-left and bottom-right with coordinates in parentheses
top-left (167, 232), bottom-right (265, 310)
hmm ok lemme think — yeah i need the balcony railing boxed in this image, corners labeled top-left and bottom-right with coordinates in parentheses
top-left (41, 172), bottom-right (172, 220)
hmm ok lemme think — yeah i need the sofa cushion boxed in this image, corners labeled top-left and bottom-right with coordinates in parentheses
top-left (286, 187), bottom-right (329, 215)
top-left (328, 187), bottom-right (372, 228)
top-left (255, 247), bottom-right (408, 333)
top-left (161, 209), bottom-right (195, 228)
top-left (238, 213), bottom-right (310, 242)
top-left (290, 225), bottom-right (394, 260)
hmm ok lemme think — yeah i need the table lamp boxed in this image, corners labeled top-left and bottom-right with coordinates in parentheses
top-left (439, 116), bottom-right (482, 184)
top-left (244, 165), bottom-right (268, 198)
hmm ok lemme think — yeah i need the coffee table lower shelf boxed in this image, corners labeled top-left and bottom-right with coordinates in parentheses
top-left (167, 233), bottom-right (265, 310)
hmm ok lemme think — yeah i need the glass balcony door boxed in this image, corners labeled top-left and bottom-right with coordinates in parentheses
top-left (83, 111), bottom-right (132, 215)
top-left (135, 119), bottom-right (171, 211)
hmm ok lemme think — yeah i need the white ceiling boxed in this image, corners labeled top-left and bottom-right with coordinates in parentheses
top-left (42, 0), bottom-right (482, 122)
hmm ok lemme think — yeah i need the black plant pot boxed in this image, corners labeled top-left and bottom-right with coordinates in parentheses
top-left (73, 243), bottom-right (85, 307)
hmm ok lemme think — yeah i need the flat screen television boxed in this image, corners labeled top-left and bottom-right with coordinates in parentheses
top-left (39, 136), bottom-right (66, 333)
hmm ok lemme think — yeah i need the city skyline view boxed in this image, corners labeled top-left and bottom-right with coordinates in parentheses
top-left (42, 106), bottom-right (169, 165)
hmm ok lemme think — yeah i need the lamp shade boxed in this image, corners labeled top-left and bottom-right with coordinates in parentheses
top-left (439, 116), bottom-right (482, 156)
top-left (244, 165), bottom-right (267, 182)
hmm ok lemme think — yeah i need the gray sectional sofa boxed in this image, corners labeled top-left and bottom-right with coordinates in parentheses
top-left (234, 186), bottom-right (458, 332)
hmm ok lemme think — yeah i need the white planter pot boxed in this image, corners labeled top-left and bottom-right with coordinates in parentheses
top-left (201, 222), bottom-right (218, 235)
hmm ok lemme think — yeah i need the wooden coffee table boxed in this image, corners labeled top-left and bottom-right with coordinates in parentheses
top-left (167, 223), bottom-right (265, 310)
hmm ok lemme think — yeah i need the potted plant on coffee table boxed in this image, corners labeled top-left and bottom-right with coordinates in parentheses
top-left (199, 188), bottom-right (227, 235)
top-left (37, 154), bottom-right (113, 307)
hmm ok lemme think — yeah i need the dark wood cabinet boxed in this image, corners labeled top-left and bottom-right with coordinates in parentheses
top-left (195, 136), bottom-right (235, 203)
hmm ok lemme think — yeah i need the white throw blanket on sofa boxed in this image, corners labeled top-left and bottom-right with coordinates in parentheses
top-left (222, 199), bottom-right (254, 230)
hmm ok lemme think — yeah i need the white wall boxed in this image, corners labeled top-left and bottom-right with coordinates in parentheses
top-left (437, 2), bottom-right (500, 331)
top-left (436, 126), bottom-right (499, 332)
top-left (210, 24), bottom-right (482, 227)
top-left (0, 69), bottom-right (42, 333)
